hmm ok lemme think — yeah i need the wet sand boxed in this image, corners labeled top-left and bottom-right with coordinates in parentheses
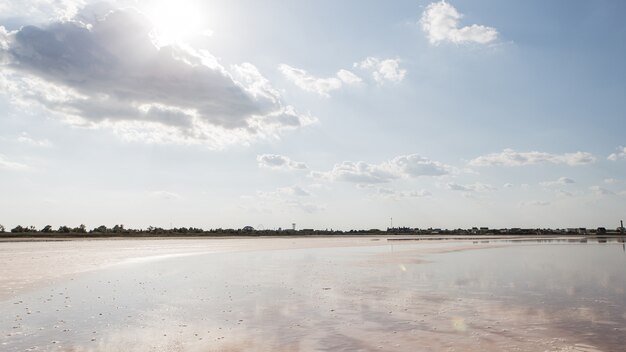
top-left (0, 237), bottom-right (396, 300)
top-left (1, 237), bottom-right (625, 351)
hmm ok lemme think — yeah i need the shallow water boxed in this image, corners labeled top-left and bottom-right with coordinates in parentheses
top-left (1, 239), bottom-right (625, 351)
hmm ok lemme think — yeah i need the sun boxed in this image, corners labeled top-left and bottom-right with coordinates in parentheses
top-left (147, 1), bottom-right (207, 45)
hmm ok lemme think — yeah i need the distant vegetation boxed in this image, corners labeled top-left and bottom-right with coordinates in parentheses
top-left (0, 224), bottom-right (623, 237)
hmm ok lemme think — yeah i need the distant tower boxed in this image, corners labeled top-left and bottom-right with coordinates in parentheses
top-left (621, 220), bottom-right (624, 235)
top-left (292, 223), bottom-right (296, 231)
top-left (390, 217), bottom-right (393, 228)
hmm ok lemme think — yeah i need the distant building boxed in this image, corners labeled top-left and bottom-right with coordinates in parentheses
top-left (242, 226), bottom-right (254, 232)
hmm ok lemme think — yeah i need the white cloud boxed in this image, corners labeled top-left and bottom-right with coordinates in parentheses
top-left (607, 146), bottom-right (626, 161)
top-left (540, 177), bottom-right (575, 187)
top-left (313, 154), bottom-right (450, 185)
top-left (150, 191), bottom-right (181, 200)
top-left (16, 132), bottom-right (51, 147)
top-left (231, 62), bottom-right (281, 104)
top-left (521, 200), bottom-right (550, 207)
top-left (420, 1), bottom-right (498, 45)
top-left (336, 69), bottom-right (362, 84)
top-left (604, 178), bottom-right (619, 184)
top-left (0, 26), bottom-right (10, 64)
top-left (0, 0), bottom-right (84, 23)
top-left (469, 149), bottom-right (596, 167)
top-left (257, 154), bottom-right (308, 170)
top-left (282, 57), bottom-right (406, 93)
top-left (503, 183), bottom-right (514, 188)
top-left (278, 64), bottom-right (361, 96)
top-left (376, 188), bottom-right (432, 200)
top-left (257, 186), bottom-right (310, 199)
top-left (0, 8), bottom-right (314, 148)
top-left (556, 190), bottom-right (575, 198)
top-left (0, 155), bottom-right (28, 170)
top-left (446, 182), bottom-right (496, 192)
top-left (279, 64), bottom-right (342, 96)
top-left (589, 186), bottom-right (615, 196)
top-left (255, 186), bottom-right (322, 213)
top-left (279, 185), bottom-right (311, 197)
top-left (354, 57), bottom-right (406, 83)
top-left (313, 161), bottom-right (396, 184)
top-left (286, 200), bottom-right (325, 213)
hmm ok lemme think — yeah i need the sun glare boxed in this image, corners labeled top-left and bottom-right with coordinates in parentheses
top-left (148, 1), bottom-right (207, 45)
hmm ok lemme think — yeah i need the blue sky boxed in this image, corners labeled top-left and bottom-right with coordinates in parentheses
top-left (1, 0), bottom-right (625, 230)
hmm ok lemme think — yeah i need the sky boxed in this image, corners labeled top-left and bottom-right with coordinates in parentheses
top-left (0, 0), bottom-right (625, 231)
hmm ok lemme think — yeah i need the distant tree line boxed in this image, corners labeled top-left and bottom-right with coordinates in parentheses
top-left (0, 223), bottom-right (623, 237)
top-left (0, 224), bottom-right (339, 236)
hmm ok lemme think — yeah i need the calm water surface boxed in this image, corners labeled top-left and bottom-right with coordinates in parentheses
top-left (1, 239), bottom-right (625, 351)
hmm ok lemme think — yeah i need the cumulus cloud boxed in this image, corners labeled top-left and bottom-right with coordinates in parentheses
top-left (313, 154), bottom-right (450, 185)
top-left (0, 8), bottom-right (314, 148)
top-left (420, 1), bottom-right (498, 45)
top-left (607, 146), bottom-right (626, 161)
top-left (257, 154), bottom-right (308, 170)
top-left (469, 149), bottom-right (596, 167)
top-left (540, 177), bottom-right (575, 187)
top-left (354, 57), bottom-right (406, 83)
top-left (0, 154), bottom-right (28, 170)
top-left (281, 57), bottom-right (403, 94)
top-left (446, 182), bottom-right (496, 192)
top-left (336, 69), bottom-right (362, 84)
top-left (503, 183), bottom-right (514, 188)
top-left (278, 64), bottom-right (361, 96)
top-left (0, 0), bottom-right (84, 23)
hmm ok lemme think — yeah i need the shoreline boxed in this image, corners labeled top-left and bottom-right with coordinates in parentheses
top-left (0, 236), bottom-right (411, 300)
top-left (1, 233), bottom-right (624, 243)
top-left (2, 235), bottom-right (622, 301)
